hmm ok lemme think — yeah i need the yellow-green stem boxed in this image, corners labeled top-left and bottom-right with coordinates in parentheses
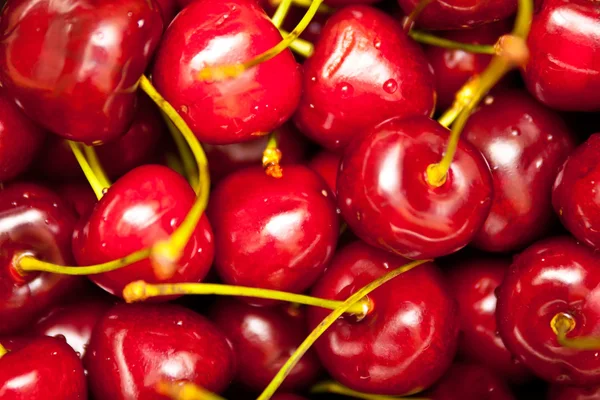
top-left (257, 259), bottom-right (430, 400)
top-left (409, 30), bottom-right (496, 54)
top-left (163, 113), bottom-right (200, 192)
top-left (155, 381), bottom-right (225, 400)
top-left (271, 0), bottom-right (293, 28)
top-left (0, 343), bottom-right (6, 358)
top-left (283, 30), bottom-right (314, 57)
top-left (82, 144), bottom-right (112, 189)
top-left (262, 131), bottom-right (283, 178)
top-left (68, 141), bottom-right (105, 200)
top-left (269, 0), bottom-right (333, 13)
top-left (311, 381), bottom-right (430, 400)
top-left (552, 312), bottom-right (600, 350)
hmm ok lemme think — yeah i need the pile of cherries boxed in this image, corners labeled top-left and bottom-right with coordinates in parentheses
top-left (0, 0), bottom-right (599, 398)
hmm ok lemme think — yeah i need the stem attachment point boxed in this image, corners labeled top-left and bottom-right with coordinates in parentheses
top-left (494, 34), bottom-right (530, 67)
top-left (0, 343), bottom-right (7, 359)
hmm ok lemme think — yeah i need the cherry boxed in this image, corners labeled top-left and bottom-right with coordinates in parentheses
top-left (337, 116), bottom-right (493, 259)
top-left (0, 0), bottom-right (164, 144)
top-left (462, 89), bottom-right (576, 252)
top-left (294, 5), bottom-right (435, 151)
top-left (307, 150), bottom-right (341, 195)
top-left (155, 0), bottom-right (178, 24)
top-left (0, 336), bottom-right (87, 399)
top-left (73, 164), bottom-right (214, 298)
top-left (53, 183), bottom-right (97, 218)
top-left (307, 241), bottom-right (459, 395)
top-left (427, 362), bottom-right (516, 400)
top-left (207, 165), bottom-right (338, 296)
top-left (0, 183), bottom-right (82, 335)
top-left (445, 254), bottom-right (532, 382)
top-left (547, 384), bottom-right (600, 400)
top-left (85, 303), bottom-right (236, 398)
top-left (208, 297), bottom-right (321, 391)
top-left (152, 0), bottom-right (302, 145)
top-left (523, 0), bottom-right (600, 111)
top-left (497, 236), bottom-right (600, 385)
top-left (553, 133), bottom-right (600, 251)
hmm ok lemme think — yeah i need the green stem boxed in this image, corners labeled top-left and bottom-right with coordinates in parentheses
top-left (409, 30), bottom-right (496, 54)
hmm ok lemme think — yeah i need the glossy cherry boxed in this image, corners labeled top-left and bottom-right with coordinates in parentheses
top-left (463, 90), bottom-right (576, 252)
top-left (445, 255), bottom-right (532, 382)
top-left (208, 165), bottom-right (338, 296)
top-left (0, 183), bottom-right (82, 335)
top-left (85, 303), bottom-right (236, 398)
top-left (547, 384), bottom-right (600, 400)
top-left (0, 0), bottom-right (164, 144)
top-left (294, 5), bottom-right (434, 151)
top-left (337, 116), bottom-right (493, 259)
top-left (497, 236), bottom-right (600, 385)
top-left (152, 0), bottom-right (302, 145)
top-left (307, 151), bottom-right (341, 195)
top-left (0, 336), bottom-right (87, 399)
top-left (307, 241), bottom-right (459, 395)
top-left (53, 183), bottom-right (97, 218)
top-left (523, 0), bottom-right (600, 111)
top-left (553, 133), bottom-right (600, 251)
top-left (73, 165), bottom-right (214, 298)
top-left (208, 298), bottom-right (321, 391)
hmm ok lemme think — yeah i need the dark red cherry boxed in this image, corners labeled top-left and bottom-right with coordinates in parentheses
top-left (73, 165), bottom-right (214, 299)
top-left (463, 90), bottom-right (576, 252)
top-left (307, 241), bottom-right (459, 395)
top-left (397, 0), bottom-right (516, 30)
top-left (208, 298), bottom-right (321, 391)
top-left (523, 0), bottom-right (600, 111)
top-left (445, 255), bottom-right (532, 383)
top-left (427, 362), bottom-right (515, 400)
top-left (294, 5), bottom-right (434, 151)
top-left (337, 116), bottom-right (493, 259)
top-left (155, 0), bottom-right (178, 24)
top-left (208, 165), bottom-right (338, 296)
top-left (54, 183), bottom-right (97, 218)
top-left (0, 91), bottom-right (46, 182)
top-left (553, 133), bottom-right (600, 251)
top-left (152, 0), bottom-right (302, 145)
top-left (547, 384), bottom-right (600, 400)
top-left (0, 336), bottom-right (87, 399)
top-left (0, 0), bottom-right (163, 144)
top-left (307, 151), bottom-right (341, 195)
top-left (497, 236), bottom-right (600, 385)
top-left (85, 303), bottom-right (236, 398)
top-left (0, 183), bottom-right (82, 335)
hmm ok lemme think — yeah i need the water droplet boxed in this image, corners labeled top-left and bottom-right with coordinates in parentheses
top-left (75, 351), bottom-right (81, 358)
top-left (547, 134), bottom-right (554, 141)
top-left (523, 114), bottom-right (533, 122)
top-left (310, 76), bottom-right (316, 83)
top-left (309, 103), bottom-right (315, 109)
top-left (101, 242), bottom-right (107, 248)
top-left (55, 334), bottom-right (66, 342)
top-left (336, 82), bottom-right (353, 98)
top-left (484, 96), bottom-right (494, 105)
top-left (10, 201), bottom-right (16, 206)
top-left (137, 19), bottom-right (145, 28)
top-left (510, 127), bottom-right (521, 136)
top-left (176, 320), bottom-right (183, 326)
top-left (383, 79), bottom-right (398, 94)
top-left (127, 11), bottom-right (133, 17)
top-left (373, 38), bottom-right (382, 49)
top-left (181, 105), bottom-right (189, 114)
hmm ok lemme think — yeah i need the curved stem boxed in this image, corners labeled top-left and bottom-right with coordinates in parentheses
top-left (122, 280), bottom-right (372, 316)
top-left (198, 0), bottom-right (323, 81)
top-left (283, 30), bottom-right (314, 58)
top-left (409, 30), bottom-right (495, 54)
top-left (0, 343), bottom-right (6, 358)
top-left (155, 381), bottom-right (225, 400)
top-left (67, 141), bottom-right (106, 200)
top-left (552, 312), bottom-right (600, 350)
top-left (16, 248), bottom-right (151, 276)
top-left (163, 113), bottom-right (199, 192)
top-left (311, 381), bottom-right (430, 400)
top-left (269, 0), bottom-right (333, 13)
top-left (262, 131), bottom-right (283, 178)
top-left (403, 0), bottom-right (433, 32)
top-left (82, 145), bottom-right (112, 188)
top-left (257, 259), bottom-right (430, 400)
top-left (271, 0), bottom-right (293, 28)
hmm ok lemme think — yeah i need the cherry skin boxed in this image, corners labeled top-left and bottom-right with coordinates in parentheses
top-left (207, 165), bottom-right (338, 296)
top-left (0, 0), bottom-right (164, 144)
top-left (547, 384), bottom-right (600, 400)
top-left (152, 0), bottom-right (302, 145)
top-left (73, 165), bottom-right (214, 299)
top-left (445, 255), bottom-right (532, 383)
top-left (497, 236), bottom-right (600, 386)
top-left (337, 116), bottom-right (493, 259)
top-left (0, 183), bottom-right (82, 335)
top-left (53, 183), bottom-right (97, 218)
top-left (307, 151), bottom-right (342, 195)
top-left (85, 303), bottom-right (236, 398)
top-left (0, 336), bottom-right (87, 399)
top-left (307, 241), bottom-right (459, 395)
top-left (155, 0), bottom-right (178, 24)
top-left (553, 133), bottom-right (600, 251)
top-left (294, 5), bottom-right (434, 152)
top-left (523, 0), bottom-right (600, 111)
top-left (463, 90), bottom-right (576, 252)
top-left (208, 298), bottom-right (321, 391)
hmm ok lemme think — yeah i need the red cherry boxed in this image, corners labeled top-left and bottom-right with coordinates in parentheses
top-left (0, 0), bottom-right (163, 144)
top-left (208, 298), bottom-right (321, 391)
top-left (445, 255), bottom-right (532, 383)
top-left (553, 133), bottom-right (600, 251)
top-left (85, 303), bottom-right (236, 398)
top-left (337, 116), bottom-right (493, 259)
top-left (307, 241), bottom-right (459, 395)
top-left (463, 90), bottom-right (576, 252)
top-left (0, 336), bottom-right (87, 399)
top-left (73, 165), bottom-right (214, 298)
top-left (523, 0), bottom-right (600, 111)
top-left (207, 165), bottom-right (338, 296)
top-left (152, 0), bottom-right (302, 145)
top-left (294, 5), bottom-right (434, 151)
top-left (53, 183), bottom-right (97, 218)
top-left (155, 0), bottom-right (178, 24)
top-left (497, 236), bottom-right (600, 385)
top-left (547, 384), bottom-right (600, 400)
top-left (307, 150), bottom-right (341, 195)
top-left (0, 183), bottom-right (82, 335)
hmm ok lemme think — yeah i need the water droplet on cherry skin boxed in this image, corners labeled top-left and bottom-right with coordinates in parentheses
top-left (336, 82), bottom-right (353, 98)
top-left (383, 79), bottom-right (398, 94)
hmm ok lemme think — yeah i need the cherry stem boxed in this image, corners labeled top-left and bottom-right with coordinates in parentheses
top-left (262, 131), bottom-right (283, 178)
top-left (402, 0), bottom-right (433, 32)
top-left (311, 381), bottom-right (430, 400)
top-left (82, 144), bottom-right (112, 188)
top-left (139, 75), bottom-right (211, 280)
top-left (282, 30), bottom-right (314, 57)
top-left (271, 0), bottom-right (293, 28)
top-left (122, 280), bottom-right (373, 316)
top-left (67, 140), bottom-right (106, 200)
top-left (155, 381), bottom-right (225, 400)
top-left (427, 0), bottom-right (533, 187)
top-left (408, 30), bottom-right (495, 54)
top-left (552, 312), bottom-right (600, 350)
top-left (198, 0), bottom-right (323, 81)
top-left (0, 343), bottom-right (6, 359)
top-left (269, 0), bottom-right (333, 13)
top-left (163, 112), bottom-right (200, 192)
top-left (257, 259), bottom-right (430, 400)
